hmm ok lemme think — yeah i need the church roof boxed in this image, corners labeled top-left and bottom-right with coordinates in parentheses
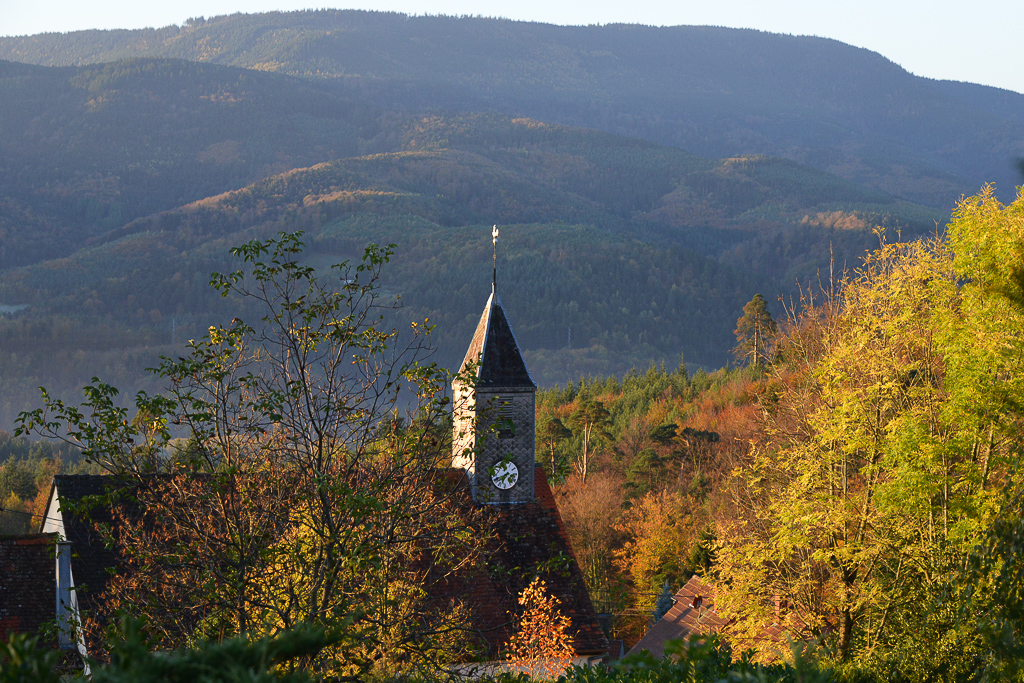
top-left (458, 291), bottom-right (535, 388)
top-left (431, 466), bottom-right (608, 657)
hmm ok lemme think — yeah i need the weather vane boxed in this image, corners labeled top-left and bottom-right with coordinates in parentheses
top-left (492, 224), bottom-right (499, 292)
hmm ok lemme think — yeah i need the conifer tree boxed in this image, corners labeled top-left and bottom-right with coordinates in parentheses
top-left (538, 417), bottom-right (572, 480)
top-left (651, 581), bottom-right (674, 624)
top-left (733, 293), bottom-right (777, 367)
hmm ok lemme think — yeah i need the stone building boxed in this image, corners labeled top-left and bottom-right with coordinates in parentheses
top-left (452, 284), bottom-right (537, 505)
top-left (449, 274), bottom-right (607, 662)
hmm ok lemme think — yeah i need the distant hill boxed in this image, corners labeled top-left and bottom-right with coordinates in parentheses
top-left (0, 57), bottom-right (382, 268)
top-left (2, 10), bottom-right (1021, 208)
top-left (0, 111), bottom-right (943, 427)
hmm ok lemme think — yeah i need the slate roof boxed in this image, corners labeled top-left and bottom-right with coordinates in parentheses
top-left (43, 475), bottom-right (132, 618)
top-left (627, 575), bottom-right (728, 659)
top-left (0, 533), bottom-right (57, 639)
top-left (459, 291), bottom-right (535, 389)
top-left (432, 466), bottom-right (607, 658)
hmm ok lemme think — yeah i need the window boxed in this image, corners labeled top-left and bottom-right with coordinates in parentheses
top-left (497, 398), bottom-right (514, 439)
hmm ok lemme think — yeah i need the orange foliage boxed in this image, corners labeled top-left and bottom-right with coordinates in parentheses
top-left (506, 578), bottom-right (575, 679)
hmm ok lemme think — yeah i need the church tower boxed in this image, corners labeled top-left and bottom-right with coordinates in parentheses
top-left (453, 228), bottom-right (537, 504)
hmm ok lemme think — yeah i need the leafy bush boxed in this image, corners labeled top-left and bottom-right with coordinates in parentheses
top-left (0, 617), bottom-right (338, 683)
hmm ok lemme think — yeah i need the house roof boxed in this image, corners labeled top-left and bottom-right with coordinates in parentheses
top-left (44, 475), bottom-right (133, 617)
top-left (458, 291), bottom-right (535, 389)
top-left (0, 533), bottom-right (57, 639)
top-left (432, 466), bottom-right (607, 657)
top-left (626, 575), bottom-right (729, 659)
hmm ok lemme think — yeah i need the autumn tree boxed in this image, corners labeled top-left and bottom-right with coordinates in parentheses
top-left (717, 190), bottom-right (1024, 667)
top-left (733, 293), bottom-right (777, 367)
top-left (18, 233), bottom-right (486, 676)
top-left (615, 490), bottom-right (706, 613)
top-left (505, 578), bottom-right (575, 679)
top-left (556, 471), bottom-right (625, 614)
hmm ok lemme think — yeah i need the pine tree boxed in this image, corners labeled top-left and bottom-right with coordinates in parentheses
top-left (733, 293), bottom-right (777, 367)
top-left (651, 581), bottom-right (674, 623)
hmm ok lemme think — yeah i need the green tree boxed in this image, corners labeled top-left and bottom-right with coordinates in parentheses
top-left (651, 581), bottom-right (674, 624)
top-left (569, 399), bottom-right (611, 483)
top-left (733, 293), bottom-right (777, 367)
top-left (537, 417), bottom-right (572, 480)
top-left (17, 233), bottom-right (485, 676)
top-left (717, 209), bottom-right (1023, 666)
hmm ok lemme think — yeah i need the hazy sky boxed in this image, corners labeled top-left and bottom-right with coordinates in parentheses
top-left (2, 0), bottom-right (1022, 94)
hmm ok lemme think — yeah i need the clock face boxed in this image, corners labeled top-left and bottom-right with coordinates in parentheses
top-left (491, 461), bottom-right (519, 490)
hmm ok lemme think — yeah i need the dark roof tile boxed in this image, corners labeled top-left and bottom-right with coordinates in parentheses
top-left (431, 467), bottom-right (607, 657)
top-left (459, 292), bottom-right (535, 388)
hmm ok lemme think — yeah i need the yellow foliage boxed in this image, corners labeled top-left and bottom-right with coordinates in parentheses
top-left (615, 490), bottom-right (700, 612)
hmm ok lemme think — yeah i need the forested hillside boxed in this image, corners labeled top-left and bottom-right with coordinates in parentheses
top-left (0, 12), bottom-right (1013, 430)
top-left (2, 11), bottom-right (1022, 207)
top-left (533, 188), bottom-right (1024, 679)
top-left (0, 103), bottom-right (942, 428)
top-left (0, 58), bottom-right (384, 267)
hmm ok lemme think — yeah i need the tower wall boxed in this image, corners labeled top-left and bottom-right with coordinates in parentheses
top-left (452, 381), bottom-right (536, 504)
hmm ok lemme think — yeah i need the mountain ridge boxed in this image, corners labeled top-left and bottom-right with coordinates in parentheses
top-left (2, 10), bottom-right (1020, 207)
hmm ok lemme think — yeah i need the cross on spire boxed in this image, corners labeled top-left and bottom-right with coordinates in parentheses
top-left (492, 224), bottom-right (499, 293)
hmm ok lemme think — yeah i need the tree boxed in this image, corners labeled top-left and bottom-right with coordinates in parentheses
top-left (651, 581), bottom-right (674, 624)
top-left (716, 196), bottom-right (1024, 666)
top-left (17, 233), bottom-right (486, 676)
top-left (615, 490), bottom-right (704, 614)
top-left (505, 578), bottom-right (575, 679)
top-left (733, 293), bottom-right (776, 367)
top-left (569, 399), bottom-right (611, 482)
top-left (556, 471), bottom-right (625, 616)
top-left (538, 417), bottom-right (572, 480)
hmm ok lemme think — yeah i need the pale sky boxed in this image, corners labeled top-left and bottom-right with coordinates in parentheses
top-left (2, 0), bottom-right (1022, 94)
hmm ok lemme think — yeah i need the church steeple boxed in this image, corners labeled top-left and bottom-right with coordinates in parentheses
top-left (457, 292), bottom-right (535, 390)
top-left (453, 227), bottom-right (537, 504)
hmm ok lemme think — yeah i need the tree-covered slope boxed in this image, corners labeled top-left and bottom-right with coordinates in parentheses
top-left (2, 11), bottom-right (1021, 207)
top-left (0, 113), bottom-right (943, 428)
top-left (0, 57), bottom-right (382, 268)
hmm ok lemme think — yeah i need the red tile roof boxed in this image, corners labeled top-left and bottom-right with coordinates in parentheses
top-left (627, 575), bottom-right (728, 659)
top-left (431, 466), bottom-right (607, 658)
top-left (628, 576), bottom-right (819, 660)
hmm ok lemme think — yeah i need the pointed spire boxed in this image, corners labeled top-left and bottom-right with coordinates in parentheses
top-left (458, 292), bottom-right (535, 388)
top-left (492, 224), bottom-right (499, 293)
top-left (458, 224), bottom-right (533, 388)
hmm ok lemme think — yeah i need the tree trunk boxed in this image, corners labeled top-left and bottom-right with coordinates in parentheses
top-left (838, 608), bottom-right (854, 660)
